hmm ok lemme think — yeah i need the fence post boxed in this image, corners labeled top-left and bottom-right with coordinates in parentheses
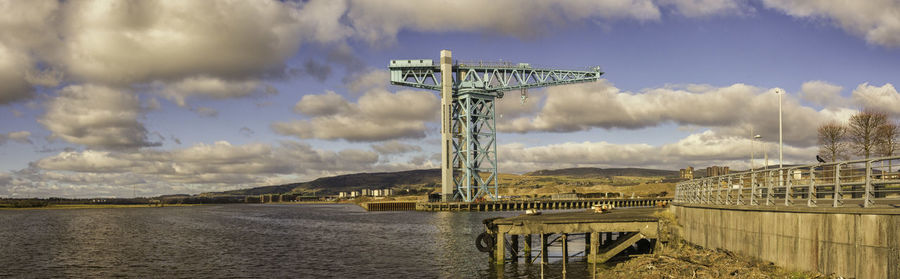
top-left (808, 166), bottom-right (816, 207)
top-left (784, 168), bottom-right (792, 206)
top-left (750, 172), bottom-right (758, 206)
top-left (766, 170), bottom-right (774, 206)
top-left (864, 160), bottom-right (873, 208)
top-left (725, 176), bottom-right (732, 205)
top-left (833, 164), bottom-right (842, 207)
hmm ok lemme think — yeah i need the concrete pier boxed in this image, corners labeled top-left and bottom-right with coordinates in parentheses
top-left (483, 208), bottom-right (664, 265)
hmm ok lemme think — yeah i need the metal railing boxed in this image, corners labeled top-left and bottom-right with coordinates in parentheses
top-left (675, 156), bottom-right (900, 208)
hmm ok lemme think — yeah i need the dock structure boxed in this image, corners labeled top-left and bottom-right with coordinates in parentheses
top-left (481, 208), bottom-right (664, 265)
top-left (360, 201), bottom-right (417, 211)
top-left (416, 198), bottom-right (670, 212)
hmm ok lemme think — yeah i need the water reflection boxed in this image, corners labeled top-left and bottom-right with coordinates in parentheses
top-left (2, 204), bottom-right (613, 278)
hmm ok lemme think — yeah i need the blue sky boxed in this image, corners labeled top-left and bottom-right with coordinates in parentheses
top-left (2, 0), bottom-right (900, 198)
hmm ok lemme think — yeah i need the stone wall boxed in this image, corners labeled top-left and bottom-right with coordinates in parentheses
top-left (670, 204), bottom-right (900, 279)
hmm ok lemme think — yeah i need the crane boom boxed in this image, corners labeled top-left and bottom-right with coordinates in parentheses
top-left (389, 59), bottom-right (603, 94)
top-left (388, 51), bottom-right (603, 202)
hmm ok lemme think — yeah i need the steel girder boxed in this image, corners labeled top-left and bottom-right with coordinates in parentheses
top-left (388, 56), bottom-right (602, 202)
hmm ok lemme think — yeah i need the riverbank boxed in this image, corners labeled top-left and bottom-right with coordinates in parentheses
top-left (594, 240), bottom-right (832, 278)
top-left (590, 211), bottom-right (834, 278)
top-left (0, 204), bottom-right (201, 210)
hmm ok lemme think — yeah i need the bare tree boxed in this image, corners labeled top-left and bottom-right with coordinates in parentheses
top-left (817, 121), bottom-right (847, 162)
top-left (874, 121), bottom-right (899, 198)
top-left (848, 110), bottom-right (887, 159)
top-left (876, 122), bottom-right (899, 158)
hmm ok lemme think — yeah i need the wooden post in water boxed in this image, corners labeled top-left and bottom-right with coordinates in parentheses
top-left (541, 234), bottom-right (549, 264)
top-left (585, 232), bottom-right (591, 258)
top-left (495, 231), bottom-right (505, 265)
top-left (588, 232), bottom-right (599, 263)
top-left (510, 235), bottom-right (519, 262)
top-left (562, 233), bottom-right (568, 276)
top-left (524, 234), bottom-right (532, 263)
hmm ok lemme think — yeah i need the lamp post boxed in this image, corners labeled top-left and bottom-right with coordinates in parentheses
top-left (751, 132), bottom-right (762, 172)
top-left (775, 89), bottom-right (783, 168)
top-left (755, 135), bottom-right (763, 170)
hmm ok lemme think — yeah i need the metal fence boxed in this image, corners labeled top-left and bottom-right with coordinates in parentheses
top-left (675, 156), bottom-right (900, 208)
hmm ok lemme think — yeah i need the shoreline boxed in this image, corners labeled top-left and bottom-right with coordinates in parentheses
top-left (0, 204), bottom-right (202, 210)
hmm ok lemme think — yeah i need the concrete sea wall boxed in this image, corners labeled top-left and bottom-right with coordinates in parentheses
top-left (671, 204), bottom-right (900, 279)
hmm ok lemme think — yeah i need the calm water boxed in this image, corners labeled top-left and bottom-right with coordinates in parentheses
top-left (1, 204), bottom-right (606, 278)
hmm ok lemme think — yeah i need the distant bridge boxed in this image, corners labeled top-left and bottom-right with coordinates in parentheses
top-left (673, 156), bottom-right (900, 279)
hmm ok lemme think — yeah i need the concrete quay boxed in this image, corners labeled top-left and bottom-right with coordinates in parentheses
top-left (671, 203), bottom-right (900, 279)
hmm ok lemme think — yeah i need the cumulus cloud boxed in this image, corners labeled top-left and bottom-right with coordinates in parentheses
top-left (155, 76), bottom-right (265, 107)
top-left (500, 130), bottom-right (817, 173)
top-left (660, 0), bottom-right (747, 17)
top-left (347, 70), bottom-right (390, 94)
top-left (13, 140), bottom-right (383, 197)
top-left (371, 140), bottom-right (423, 155)
top-left (57, 0), bottom-right (310, 84)
top-left (0, 44), bottom-right (36, 104)
top-left (0, 0), bottom-right (344, 104)
top-left (346, 0), bottom-right (662, 44)
top-left (0, 131), bottom-right (31, 145)
top-left (850, 82), bottom-right (900, 116)
top-left (38, 84), bottom-right (158, 149)
top-left (799, 80), bottom-right (846, 109)
top-left (273, 88), bottom-right (439, 141)
top-left (762, 0), bottom-right (900, 47)
top-left (501, 80), bottom-right (847, 147)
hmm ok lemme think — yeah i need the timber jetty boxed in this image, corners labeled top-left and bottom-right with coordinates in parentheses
top-left (361, 198), bottom-right (671, 212)
top-left (480, 207), bottom-right (665, 265)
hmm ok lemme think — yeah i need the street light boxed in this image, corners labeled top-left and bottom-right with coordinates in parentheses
top-left (751, 133), bottom-right (762, 171)
top-left (775, 89), bottom-right (783, 168)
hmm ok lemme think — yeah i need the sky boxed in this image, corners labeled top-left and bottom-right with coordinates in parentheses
top-left (3, 0), bottom-right (900, 198)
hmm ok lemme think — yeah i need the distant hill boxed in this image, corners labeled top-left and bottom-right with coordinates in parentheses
top-left (525, 167), bottom-right (678, 178)
top-left (206, 167), bottom-right (680, 197)
top-left (208, 169), bottom-right (440, 196)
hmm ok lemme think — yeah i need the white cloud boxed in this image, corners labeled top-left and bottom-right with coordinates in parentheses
top-left (660, 0), bottom-right (747, 17)
top-left (0, 131), bottom-right (31, 145)
top-left (293, 90), bottom-right (352, 116)
top-left (501, 80), bottom-right (848, 147)
top-left (0, 43), bottom-right (35, 104)
top-left (371, 140), bottom-right (423, 155)
top-left (38, 84), bottom-right (157, 149)
top-left (799, 80), bottom-right (845, 109)
top-left (155, 76), bottom-right (264, 107)
top-left (273, 88), bottom-right (439, 141)
top-left (500, 130), bottom-right (817, 173)
top-left (851, 82), bottom-right (900, 115)
top-left (762, 0), bottom-right (900, 47)
top-left (13, 140), bottom-right (385, 197)
top-left (346, 0), bottom-right (663, 44)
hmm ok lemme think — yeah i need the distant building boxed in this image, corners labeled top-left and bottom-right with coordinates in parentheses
top-left (705, 166), bottom-right (729, 177)
top-left (551, 193), bottom-right (578, 200)
top-left (680, 167), bottom-right (694, 179)
top-left (361, 189), bottom-right (371, 196)
top-left (383, 189), bottom-right (393, 196)
top-left (338, 192), bottom-right (348, 198)
top-left (372, 189), bottom-right (382, 197)
top-left (350, 191), bottom-right (360, 198)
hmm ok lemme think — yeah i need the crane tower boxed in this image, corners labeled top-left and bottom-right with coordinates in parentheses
top-left (389, 50), bottom-right (603, 202)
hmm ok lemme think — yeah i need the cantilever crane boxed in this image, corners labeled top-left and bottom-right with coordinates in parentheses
top-left (389, 50), bottom-right (603, 202)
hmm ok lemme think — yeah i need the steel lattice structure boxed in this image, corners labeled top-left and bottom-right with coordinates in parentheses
top-left (389, 50), bottom-right (603, 202)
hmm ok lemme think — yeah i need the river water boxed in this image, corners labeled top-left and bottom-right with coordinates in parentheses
top-left (1, 204), bottom-right (607, 278)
